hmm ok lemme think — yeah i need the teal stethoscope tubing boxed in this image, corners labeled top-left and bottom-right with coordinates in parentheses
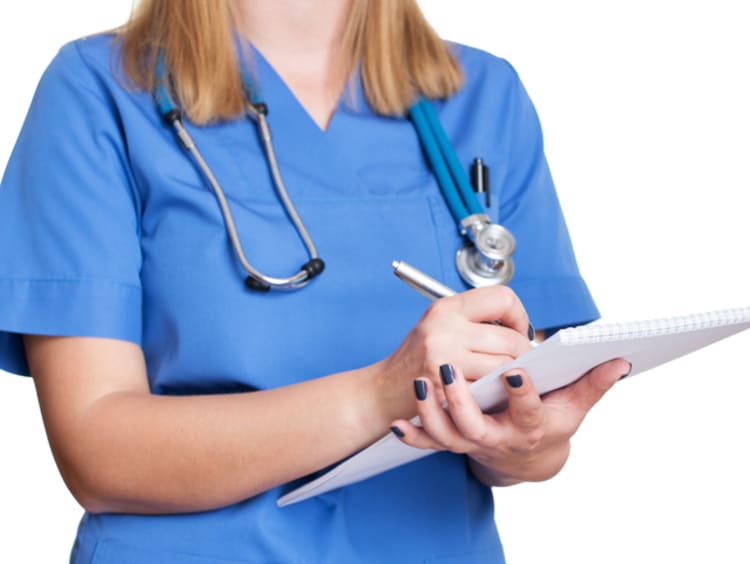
top-left (408, 99), bottom-right (484, 223)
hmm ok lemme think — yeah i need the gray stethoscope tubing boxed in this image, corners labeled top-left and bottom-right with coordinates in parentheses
top-left (171, 111), bottom-right (320, 291)
top-left (154, 57), bottom-right (323, 291)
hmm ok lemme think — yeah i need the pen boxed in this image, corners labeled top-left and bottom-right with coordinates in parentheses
top-left (391, 260), bottom-right (456, 301)
top-left (391, 260), bottom-right (537, 342)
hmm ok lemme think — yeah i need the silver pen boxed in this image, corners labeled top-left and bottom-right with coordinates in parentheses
top-left (391, 260), bottom-right (536, 341)
top-left (391, 260), bottom-right (456, 301)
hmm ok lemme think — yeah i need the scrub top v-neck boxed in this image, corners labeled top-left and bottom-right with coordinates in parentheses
top-left (0, 34), bottom-right (598, 563)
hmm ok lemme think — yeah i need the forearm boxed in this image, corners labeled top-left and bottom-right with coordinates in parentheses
top-left (56, 362), bottom-right (401, 514)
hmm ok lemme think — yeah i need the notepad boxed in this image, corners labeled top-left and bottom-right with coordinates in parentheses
top-left (278, 306), bottom-right (750, 507)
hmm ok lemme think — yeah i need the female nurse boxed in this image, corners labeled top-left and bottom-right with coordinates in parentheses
top-left (0, 0), bottom-right (628, 562)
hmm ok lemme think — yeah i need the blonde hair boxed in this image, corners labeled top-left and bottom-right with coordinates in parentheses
top-left (117, 0), bottom-right (462, 124)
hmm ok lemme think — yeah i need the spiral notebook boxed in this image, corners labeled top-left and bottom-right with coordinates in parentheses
top-left (278, 306), bottom-right (750, 507)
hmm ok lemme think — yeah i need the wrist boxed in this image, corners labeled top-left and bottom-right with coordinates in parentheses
top-left (334, 361), bottom-right (402, 450)
top-left (359, 358), bottom-right (416, 434)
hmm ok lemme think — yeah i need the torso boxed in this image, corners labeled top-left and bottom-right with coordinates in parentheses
top-left (14, 31), bottom-right (596, 563)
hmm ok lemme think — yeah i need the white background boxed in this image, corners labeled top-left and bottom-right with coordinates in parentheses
top-left (1, 1), bottom-right (748, 562)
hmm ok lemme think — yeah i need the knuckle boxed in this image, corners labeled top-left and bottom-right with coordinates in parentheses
top-left (425, 298), bottom-right (453, 320)
top-left (463, 426), bottom-right (490, 445)
top-left (524, 427), bottom-right (545, 450)
top-left (431, 436), bottom-right (452, 452)
top-left (412, 321), bottom-right (435, 347)
top-left (491, 285), bottom-right (515, 308)
top-left (447, 393), bottom-right (468, 409)
top-left (420, 356), bottom-right (441, 380)
top-left (511, 428), bottom-right (545, 454)
top-left (444, 439), bottom-right (468, 454)
top-left (516, 405), bottom-right (542, 428)
top-left (420, 330), bottom-right (446, 355)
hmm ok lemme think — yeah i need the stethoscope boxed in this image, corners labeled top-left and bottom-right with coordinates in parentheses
top-left (153, 56), bottom-right (516, 291)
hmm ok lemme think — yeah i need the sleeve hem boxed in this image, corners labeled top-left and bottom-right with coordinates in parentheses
top-left (510, 276), bottom-right (600, 331)
top-left (0, 278), bottom-right (142, 376)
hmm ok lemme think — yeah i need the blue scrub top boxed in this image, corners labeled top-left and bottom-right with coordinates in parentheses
top-left (0, 34), bottom-right (598, 564)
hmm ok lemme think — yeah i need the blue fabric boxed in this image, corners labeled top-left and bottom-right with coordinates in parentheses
top-left (0, 34), bottom-right (599, 563)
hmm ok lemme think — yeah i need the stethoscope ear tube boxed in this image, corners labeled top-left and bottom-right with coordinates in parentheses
top-left (153, 57), bottom-right (325, 291)
top-left (416, 99), bottom-right (483, 217)
top-left (171, 115), bottom-right (323, 290)
top-left (409, 102), bottom-right (469, 223)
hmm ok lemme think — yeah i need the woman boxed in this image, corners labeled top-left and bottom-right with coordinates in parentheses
top-left (0, 0), bottom-right (627, 562)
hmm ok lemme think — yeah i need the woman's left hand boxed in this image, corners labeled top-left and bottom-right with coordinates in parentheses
top-left (390, 358), bottom-right (631, 485)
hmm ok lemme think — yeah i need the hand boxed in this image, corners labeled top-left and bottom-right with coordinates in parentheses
top-left (374, 286), bottom-right (534, 423)
top-left (390, 358), bottom-right (631, 485)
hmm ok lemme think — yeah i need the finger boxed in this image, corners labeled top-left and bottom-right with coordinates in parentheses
top-left (412, 378), bottom-right (474, 453)
top-left (454, 286), bottom-right (530, 338)
top-left (465, 323), bottom-right (532, 358)
top-left (460, 353), bottom-right (515, 382)
top-left (440, 364), bottom-right (500, 448)
top-left (563, 358), bottom-right (631, 413)
top-left (389, 419), bottom-right (446, 451)
top-left (502, 369), bottom-right (545, 432)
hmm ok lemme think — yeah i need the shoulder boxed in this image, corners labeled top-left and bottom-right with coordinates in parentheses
top-left (436, 42), bottom-right (537, 140)
top-left (438, 41), bottom-right (534, 127)
top-left (39, 33), bottom-right (126, 100)
top-left (29, 32), bottom-right (156, 143)
top-left (53, 33), bottom-right (117, 72)
top-left (449, 42), bottom-right (523, 95)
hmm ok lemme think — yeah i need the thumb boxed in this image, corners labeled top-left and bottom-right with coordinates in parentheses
top-left (572, 358), bottom-right (631, 411)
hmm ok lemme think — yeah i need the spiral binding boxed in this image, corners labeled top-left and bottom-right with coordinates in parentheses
top-left (559, 306), bottom-right (750, 345)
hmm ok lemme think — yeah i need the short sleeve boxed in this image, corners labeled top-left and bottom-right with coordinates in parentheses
top-left (497, 64), bottom-right (599, 331)
top-left (0, 41), bottom-right (142, 376)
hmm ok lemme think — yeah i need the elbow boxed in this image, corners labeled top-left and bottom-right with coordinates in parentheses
top-left (73, 489), bottom-right (112, 515)
top-left (50, 436), bottom-right (135, 514)
top-left (55, 456), bottom-right (120, 514)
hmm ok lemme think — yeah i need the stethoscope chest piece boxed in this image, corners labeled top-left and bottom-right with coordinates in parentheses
top-left (409, 99), bottom-right (517, 289)
top-left (455, 214), bottom-right (516, 287)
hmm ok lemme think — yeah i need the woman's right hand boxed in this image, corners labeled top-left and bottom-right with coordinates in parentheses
top-left (374, 285), bottom-right (534, 421)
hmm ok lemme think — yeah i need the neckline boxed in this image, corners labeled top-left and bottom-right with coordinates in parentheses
top-left (244, 41), bottom-right (369, 135)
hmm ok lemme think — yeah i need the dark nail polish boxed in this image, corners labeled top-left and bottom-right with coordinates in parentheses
top-left (506, 374), bottom-right (523, 388)
top-left (528, 323), bottom-right (536, 341)
top-left (620, 362), bottom-right (633, 380)
top-left (439, 364), bottom-right (455, 385)
top-left (390, 426), bottom-right (405, 438)
top-left (414, 379), bottom-right (428, 401)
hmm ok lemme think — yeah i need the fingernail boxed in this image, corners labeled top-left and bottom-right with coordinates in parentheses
top-left (506, 374), bottom-right (523, 388)
top-left (527, 323), bottom-right (536, 341)
top-left (439, 364), bottom-right (455, 385)
top-left (414, 379), bottom-right (428, 401)
top-left (390, 426), bottom-right (405, 438)
top-left (619, 362), bottom-right (633, 380)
